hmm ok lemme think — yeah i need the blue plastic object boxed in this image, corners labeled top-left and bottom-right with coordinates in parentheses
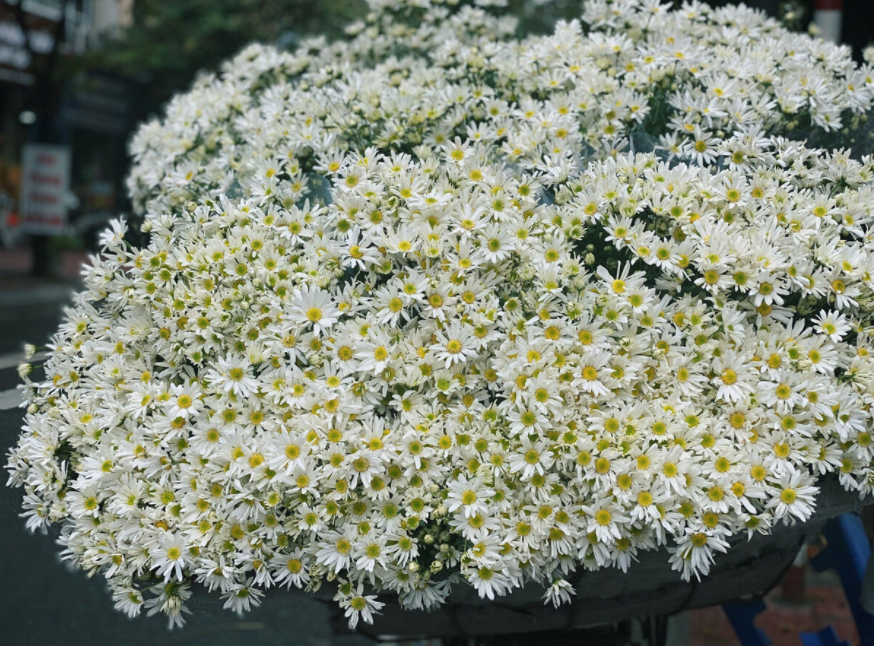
top-left (809, 513), bottom-right (874, 646)
top-left (725, 513), bottom-right (874, 646)
top-left (800, 626), bottom-right (849, 646)
top-left (723, 599), bottom-right (771, 646)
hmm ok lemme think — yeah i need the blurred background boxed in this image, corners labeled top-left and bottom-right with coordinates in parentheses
top-left (0, 0), bottom-right (872, 296)
top-left (1, 0), bottom-right (874, 644)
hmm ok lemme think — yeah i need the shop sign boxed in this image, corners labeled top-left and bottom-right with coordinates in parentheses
top-left (19, 143), bottom-right (70, 235)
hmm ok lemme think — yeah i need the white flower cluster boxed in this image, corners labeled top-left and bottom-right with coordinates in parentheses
top-left (125, 0), bottom-right (874, 217)
top-left (7, 0), bottom-right (874, 631)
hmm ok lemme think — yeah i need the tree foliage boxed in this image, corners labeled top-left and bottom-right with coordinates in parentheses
top-left (90, 0), bottom-right (365, 105)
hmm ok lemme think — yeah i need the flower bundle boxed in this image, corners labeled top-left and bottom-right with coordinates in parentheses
top-left (8, 0), bottom-right (874, 630)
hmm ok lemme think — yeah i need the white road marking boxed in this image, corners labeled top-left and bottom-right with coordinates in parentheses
top-left (0, 284), bottom-right (73, 308)
top-left (0, 351), bottom-right (48, 371)
top-left (0, 388), bottom-right (22, 410)
top-left (0, 353), bottom-right (24, 371)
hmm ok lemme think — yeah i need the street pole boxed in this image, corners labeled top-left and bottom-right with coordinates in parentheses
top-left (13, 0), bottom-right (71, 277)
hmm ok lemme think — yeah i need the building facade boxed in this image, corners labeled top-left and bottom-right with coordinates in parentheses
top-left (0, 0), bottom-right (134, 246)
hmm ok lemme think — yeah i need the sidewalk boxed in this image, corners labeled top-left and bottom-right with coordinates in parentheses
top-left (685, 571), bottom-right (857, 646)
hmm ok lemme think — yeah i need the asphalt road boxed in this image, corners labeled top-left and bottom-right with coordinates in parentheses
top-left (0, 284), bottom-right (72, 356)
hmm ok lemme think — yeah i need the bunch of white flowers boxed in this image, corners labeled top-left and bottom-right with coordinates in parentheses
top-left (7, 0), bottom-right (874, 631)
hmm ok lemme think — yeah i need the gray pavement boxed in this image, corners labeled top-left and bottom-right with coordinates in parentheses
top-left (0, 283), bottom-right (72, 355)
